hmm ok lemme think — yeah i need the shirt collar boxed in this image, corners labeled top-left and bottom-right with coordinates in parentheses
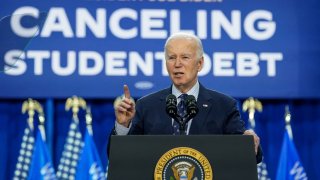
top-left (172, 81), bottom-right (200, 100)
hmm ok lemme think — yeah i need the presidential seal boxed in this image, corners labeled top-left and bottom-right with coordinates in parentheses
top-left (154, 147), bottom-right (213, 180)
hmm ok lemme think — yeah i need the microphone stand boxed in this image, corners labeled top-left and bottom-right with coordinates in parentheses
top-left (166, 94), bottom-right (198, 135)
top-left (171, 115), bottom-right (185, 135)
top-left (178, 108), bottom-right (198, 135)
top-left (176, 115), bottom-right (193, 135)
top-left (169, 110), bottom-right (197, 135)
top-left (179, 117), bottom-right (187, 135)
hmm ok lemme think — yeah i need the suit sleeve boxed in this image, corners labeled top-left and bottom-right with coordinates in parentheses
top-left (223, 99), bottom-right (246, 134)
top-left (128, 99), bottom-right (144, 135)
top-left (223, 99), bottom-right (263, 163)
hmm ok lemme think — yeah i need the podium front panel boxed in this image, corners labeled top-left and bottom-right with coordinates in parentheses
top-left (108, 135), bottom-right (258, 180)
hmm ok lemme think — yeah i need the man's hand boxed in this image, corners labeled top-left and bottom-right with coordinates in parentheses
top-left (114, 85), bottom-right (136, 127)
top-left (243, 129), bottom-right (260, 155)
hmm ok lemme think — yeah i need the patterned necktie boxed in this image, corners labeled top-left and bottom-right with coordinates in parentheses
top-left (173, 94), bottom-right (188, 135)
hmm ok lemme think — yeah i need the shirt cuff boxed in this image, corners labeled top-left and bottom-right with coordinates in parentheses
top-left (115, 121), bottom-right (131, 135)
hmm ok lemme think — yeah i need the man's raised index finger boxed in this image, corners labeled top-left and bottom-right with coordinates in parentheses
top-left (123, 84), bottom-right (131, 99)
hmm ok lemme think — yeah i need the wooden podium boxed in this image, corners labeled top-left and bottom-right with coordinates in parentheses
top-left (108, 135), bottom-right (258, 180)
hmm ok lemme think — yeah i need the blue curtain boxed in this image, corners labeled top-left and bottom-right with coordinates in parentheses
top-left (0, 99), bottom-right (319, 179)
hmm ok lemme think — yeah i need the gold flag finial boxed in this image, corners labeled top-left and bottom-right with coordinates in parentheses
top-left (242, 97), bottom-right (263, 129)
top-left (65, 96), bottom-right (87, 122)
top-left (22, 98), bottom-right (43, 131)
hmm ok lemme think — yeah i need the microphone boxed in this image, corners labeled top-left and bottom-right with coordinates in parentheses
top-left (166, 94), bottom-right (177, 118)
top-left (185, 95), bottom-right (199, 121)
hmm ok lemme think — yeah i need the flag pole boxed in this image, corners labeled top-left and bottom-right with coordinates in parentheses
top-left (242, 97), bottom-right (270, 180)
top-left (14, 98), bottom-right (42, 179)
top-left (85, 106), bottom-right (93, 136)
top-left (276, 105), bottom-right (308, 180)
top-left (284, 105), bottom-right (293, 140)
top-left (56, 96), bottom-right (86, 179)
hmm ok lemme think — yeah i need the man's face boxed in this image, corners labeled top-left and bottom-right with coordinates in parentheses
top-left (165, 38), bottom-right (204, 92)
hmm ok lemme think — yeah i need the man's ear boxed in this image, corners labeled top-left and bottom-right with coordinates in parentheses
top-left (197, 57), bottom-right (204, 72)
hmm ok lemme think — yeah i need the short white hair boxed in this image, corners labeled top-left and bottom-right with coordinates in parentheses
top-left (164, 32), bottom-right (204, 59)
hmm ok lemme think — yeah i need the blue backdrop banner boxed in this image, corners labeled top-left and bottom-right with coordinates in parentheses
top-left (1, 0), bottom-right (319, 98)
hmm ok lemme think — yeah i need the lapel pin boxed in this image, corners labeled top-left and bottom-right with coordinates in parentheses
top-left (203, 104), bottom-right (208, 108)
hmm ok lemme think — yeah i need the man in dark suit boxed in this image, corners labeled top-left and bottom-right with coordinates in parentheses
top-left (114, 32), bottom-right (262, 162)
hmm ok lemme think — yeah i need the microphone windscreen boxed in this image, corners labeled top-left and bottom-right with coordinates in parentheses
top-left (186, 95), bottom-right (196, 103)
top-left (186, 95), bottom-right (198, 116)
top-left (166, 94), bottom-right (177, 117)
top-left (166, 94), bottom-right (177, 105)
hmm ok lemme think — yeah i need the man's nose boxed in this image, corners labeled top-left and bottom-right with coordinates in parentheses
top-left (174, 58), bottom-right (183, 67)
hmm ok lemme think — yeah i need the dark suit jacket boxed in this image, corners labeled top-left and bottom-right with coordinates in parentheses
top-left (113, 83), bottom-right (263, 163)
top-left (129, 84), bottom-right (245, 135)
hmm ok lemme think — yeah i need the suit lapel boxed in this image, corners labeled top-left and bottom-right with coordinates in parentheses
top-left (189, 85), bottom-right (213, 134)
top-left (158, 87), bottom-right (174, 134)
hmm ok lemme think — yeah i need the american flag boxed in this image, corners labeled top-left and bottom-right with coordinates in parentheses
top-left (56, 119), bottom-right (84, 180)
top-left (13, 126), bottom-right (35, 180)
top-left (257, 161), bottom-right (270, 180)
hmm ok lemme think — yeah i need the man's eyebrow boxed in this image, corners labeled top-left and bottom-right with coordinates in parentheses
top-left (181, 53), bottom-right (192, 56)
